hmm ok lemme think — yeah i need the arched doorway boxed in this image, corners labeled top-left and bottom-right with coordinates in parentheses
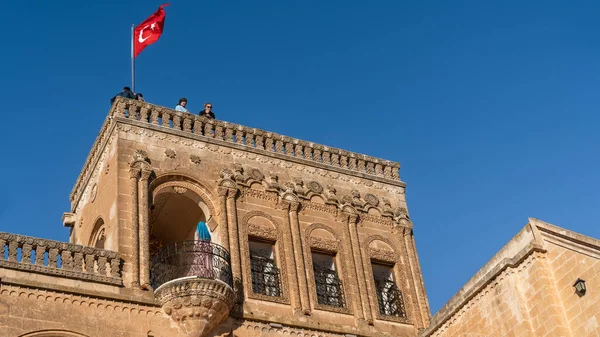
top-left (148, 183), bottom-right (231, 290)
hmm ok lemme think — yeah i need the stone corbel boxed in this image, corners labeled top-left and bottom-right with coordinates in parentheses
top-left (62, 212), bottom-right (76, 228)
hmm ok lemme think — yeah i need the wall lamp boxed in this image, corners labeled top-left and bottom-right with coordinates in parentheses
top-left (574, 278), bottom-right (586, 296)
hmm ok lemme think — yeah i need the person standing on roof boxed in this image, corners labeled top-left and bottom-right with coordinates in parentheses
top-left (198, 102), bottom-right (215, 119)
top-left (175, 97), bottom-right (189, 112)
top-left (110, 87), bottom-right (137, 104)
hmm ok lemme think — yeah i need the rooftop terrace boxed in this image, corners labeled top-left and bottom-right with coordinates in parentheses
top-left (70, 97), bottom-right (403, 211)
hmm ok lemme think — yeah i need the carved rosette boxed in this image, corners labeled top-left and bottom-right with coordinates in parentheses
top-left (155, 278), bottom-right (235, 337)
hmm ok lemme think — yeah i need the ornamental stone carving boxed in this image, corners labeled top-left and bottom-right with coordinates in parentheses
top-left (364, 193), bottom-right (379, 207)
top-left (90, 183), bottom-right (98, 203)
top-left (248, 223), bottom-right (278, 241)
top-left (165, 149), bottom-right (176, 159)
top-left (173, 186), bottom-right (187, 194)
top-left (133, 149), bottom-right (148, 161)
top-left (369, 247), bottom-right (398, 263)
top-left (309, 237), bottom-right (340, 252)
top-left (395, 206), bottom-right (409, 219)
top-left (219, 168), bottom-right (234, 180)
top-left (307, 180), bottom-right (323, 194)
top-left (155, 278), bottom-right (235, 337)
top-left (267, 171), bottom-right (279, 190)
top-left (249, 168), bottom-right (264, 181)
top-left (189, 154), bottom-right (202, 165)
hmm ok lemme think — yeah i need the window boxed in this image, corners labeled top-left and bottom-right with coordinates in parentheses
top-left (372, 263), bottom-right (406, 318)
top-left (249, 240), bottom-right (281, 297)
top-left (312, 252), bottom-right (345, 308)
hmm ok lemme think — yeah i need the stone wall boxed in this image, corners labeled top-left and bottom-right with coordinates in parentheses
top-left (420, 219), bottom-right (600, 337)
top-left (543, 225), bottom-right (600, 336)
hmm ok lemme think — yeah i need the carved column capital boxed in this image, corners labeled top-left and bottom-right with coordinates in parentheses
top-left (217, 186), bottom-right (229, 198)
top-left (140, 169), bottom-right (152, 181)
top-left (288, 201), bottom-right (300, 212)
top-left (129, 168), bottom-right (141, 179)
top-left (226, 187), bottom-right (239, 199)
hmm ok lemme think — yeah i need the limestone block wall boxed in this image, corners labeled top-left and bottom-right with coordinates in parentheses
top-left (544, 228), bottom-right (600, 336)
top-left (420, 219), bottom-right (600, 337)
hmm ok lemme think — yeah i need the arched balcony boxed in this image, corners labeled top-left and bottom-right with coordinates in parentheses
top-left (148, 181), bottom-right (235, 337)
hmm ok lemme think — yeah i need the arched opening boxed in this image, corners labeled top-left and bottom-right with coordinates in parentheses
top-left (149, 185), bottom-right (231, 290)
top-left (150, 189), bottom-right (208, 250)
top-left (89, 217), bottom-right (106, 249)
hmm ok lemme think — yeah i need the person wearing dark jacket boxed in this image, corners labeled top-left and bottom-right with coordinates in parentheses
top-left (198, 102), bottom-right (216, 119)
top-left (110, 87), bottom-right (137, 104)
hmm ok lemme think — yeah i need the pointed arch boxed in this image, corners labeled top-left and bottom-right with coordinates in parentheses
top-left (88, 216), bottom-right (106, 248)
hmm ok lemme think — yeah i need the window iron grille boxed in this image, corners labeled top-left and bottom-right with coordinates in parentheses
top-left (314, 266), bottom-right (346, 308)
top-left (250, 255), bottom-right (281, 297)
top-left (375, 279), bottom-right (406, 318)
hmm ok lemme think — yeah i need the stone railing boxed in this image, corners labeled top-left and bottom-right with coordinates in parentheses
top-left (118, 98), bottom-right (402, 177)
top-left (0, 232), bottom-right (122, 286)
top-left (70, 97), bottom-right (402, 211)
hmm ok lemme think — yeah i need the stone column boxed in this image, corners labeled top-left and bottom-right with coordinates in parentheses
top-left (340, 213), bottom-right (365, 322)
top-left (129, 168), bottom-right (140, 288)
top-left (403, 227), bottom-right (430, 328)
top-left (348, 214), bottom-right (373, 323)
top-left (396, 226), bottom-right (420, 326)
top-left (226, 188), bottom-right (243, 300)
top-left (217, 187), bottom-right (230, 252)
top-left (287, 200), bottom-right (311, 315)
top-left (139, 168), bottom-right (152, 289)
top-left (282, 206), bottom-right (302, 313)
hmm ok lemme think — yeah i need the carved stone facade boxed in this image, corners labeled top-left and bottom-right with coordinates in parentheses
top-left (0, 98), bottom-right (427, 337)
top-left (3, 98), bottom-right (596, 337)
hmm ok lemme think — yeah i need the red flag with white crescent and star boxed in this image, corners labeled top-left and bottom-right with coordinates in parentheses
top-left (133, 4), bottom-right (169, 58)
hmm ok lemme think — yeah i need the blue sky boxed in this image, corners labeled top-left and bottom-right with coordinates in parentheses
top-left (1, 1), bottom-right (599, 314)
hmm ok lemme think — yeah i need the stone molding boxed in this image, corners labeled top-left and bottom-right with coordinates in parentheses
top-left (0, 284), bottom-right (162, 315)
top-left (236, 319), bottom-right (350, 337)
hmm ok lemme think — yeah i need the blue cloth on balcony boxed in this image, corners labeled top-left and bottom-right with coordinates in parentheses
top-left (196, 221), bottom-right (211, 241)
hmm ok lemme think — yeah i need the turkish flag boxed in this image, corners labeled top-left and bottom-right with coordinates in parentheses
top-left (133, 4), bottom-right (169, 58)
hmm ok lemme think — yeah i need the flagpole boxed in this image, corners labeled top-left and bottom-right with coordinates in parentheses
top-left (131, 24), bottom-right (135, 92)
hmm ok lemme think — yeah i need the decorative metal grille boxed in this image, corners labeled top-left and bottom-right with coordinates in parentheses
top-left (314, 267), bottom-right (346, 308)
top-left (250, 255), bottom-right (281, 297)
top-left (150, 240), bottom-right (232, 289)
top-left (375, 279), bottom-right (406, 318)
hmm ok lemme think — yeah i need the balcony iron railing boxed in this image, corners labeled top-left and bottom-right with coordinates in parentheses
top-left (375, 279), bottom-right (407, 318)
top-left (250, 255), bottom-right (281, 297)
top-left (314, 267), bottom-right (346, 308)
top-left (150, 240), bottom-right (232, 290)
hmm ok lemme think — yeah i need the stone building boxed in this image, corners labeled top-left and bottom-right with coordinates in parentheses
top-left (0, 97), bottom-right (430, 337)
top-left (420, 218), bottom-right (600, 337)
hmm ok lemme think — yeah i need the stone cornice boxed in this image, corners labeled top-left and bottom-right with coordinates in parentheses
top-left (70, 98), bottom-right (405, 212)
